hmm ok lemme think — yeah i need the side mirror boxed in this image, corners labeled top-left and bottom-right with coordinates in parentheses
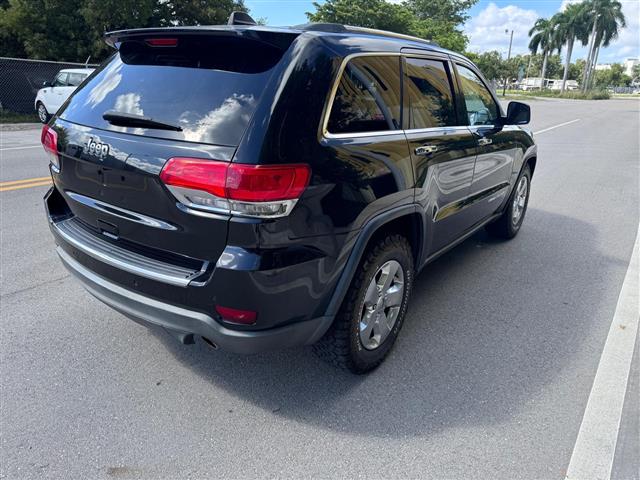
top-left (505, 101), bottom-right (530, 125)
top-left (42, 81), bottom-right (51, 88)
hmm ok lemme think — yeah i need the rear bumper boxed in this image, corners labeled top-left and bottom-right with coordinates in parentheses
top-left (56, 246), bottom-right (333, 353)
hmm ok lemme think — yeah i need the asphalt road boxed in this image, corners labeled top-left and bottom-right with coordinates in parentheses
top-left (1, 98), bottom-right (639, 480)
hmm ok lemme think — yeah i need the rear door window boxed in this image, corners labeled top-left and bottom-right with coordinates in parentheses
top-left (327, 56), bottom-right (402, 134)
top-left (59, 35), bottom-right (287, 146)
top-left (404, 57), bottom-right (457, 129)
top-left (67, 73), bottom-right (85, 86)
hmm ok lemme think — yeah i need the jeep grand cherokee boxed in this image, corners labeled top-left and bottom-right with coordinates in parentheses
top-left (43, 15), bottom-right (536, 373)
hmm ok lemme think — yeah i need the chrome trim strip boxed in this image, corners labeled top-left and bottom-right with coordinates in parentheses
top-left (324, 129), bottom-right (406, 140)
top-left (319, 52), bottom-right (402, 140)
top-left (53, 218), bottom-right (200, 287)
top-left (404, 126), bottom-right (471, 135)
top-left (166, 185), bottom-right (299, 219)
top-left (319, 52), bottom-right (474, 140)
top-left (66, 191), bottom-right (177, 231)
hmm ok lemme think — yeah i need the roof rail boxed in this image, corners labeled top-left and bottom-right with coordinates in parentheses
top-left (344, 26), bottom-right (438, 47)
top-left (295, 23), bottom-right (347, 33)
top-left (296, 22), bottom-right (438, 47)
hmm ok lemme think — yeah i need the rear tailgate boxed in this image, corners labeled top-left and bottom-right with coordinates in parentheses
top-left (51, 30), bottom-right (296, 263)
top-left (52, 119), bottom-right (234, 261)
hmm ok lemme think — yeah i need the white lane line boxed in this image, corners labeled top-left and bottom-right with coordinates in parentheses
top-left (534, 118), bottom-right (581, 135)
top-left (565, 226), bottom-right (640, 480)
top-left (0, 145), bottom-right (41, 152)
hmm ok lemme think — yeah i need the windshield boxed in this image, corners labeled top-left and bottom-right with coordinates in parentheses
top-left (59, 35), bottom-right (284, 146)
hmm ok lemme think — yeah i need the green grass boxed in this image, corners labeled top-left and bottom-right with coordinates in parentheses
top-left (0, 110), bottom-right (40, 124)
top-left (500, 89), bottom-right (610, 100)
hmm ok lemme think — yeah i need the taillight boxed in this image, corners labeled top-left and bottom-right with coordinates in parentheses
top-left (41, 125), bottom-right (60, 172)
top-left (160, 157), bottom-right (310, 219)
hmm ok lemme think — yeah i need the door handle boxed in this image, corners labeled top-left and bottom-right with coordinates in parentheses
top-left (415, 145), bottom-right (438, 156)
top-left (478, 137), bottom-right (493, 146)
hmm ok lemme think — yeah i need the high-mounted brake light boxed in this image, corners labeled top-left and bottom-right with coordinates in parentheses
top-left (41, 125), bottom-right (60, 172)
top-left (145, 38), bottom-right (178, 47)
top-left (160, 158), bottom-right (310, 219)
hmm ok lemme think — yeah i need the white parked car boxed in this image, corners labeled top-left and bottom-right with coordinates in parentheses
top-left (547, 79), bottom-right (579, 91)
top-left (35, 68), bottom-right (94, 123)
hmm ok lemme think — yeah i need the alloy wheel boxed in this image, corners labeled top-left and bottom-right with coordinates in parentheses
top-left (38, 104), bottom-right (48, 123)
top-left (359, 260), bottom-right (405, 350)
top-left (512, 175), bottom-right (528, 225)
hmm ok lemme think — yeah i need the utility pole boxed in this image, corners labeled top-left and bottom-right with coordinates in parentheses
top-left (502, 29), bottom-right (514, 96)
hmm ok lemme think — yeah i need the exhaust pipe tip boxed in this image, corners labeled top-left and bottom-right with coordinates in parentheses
top-left (202, 337), bottom-right (219, 350)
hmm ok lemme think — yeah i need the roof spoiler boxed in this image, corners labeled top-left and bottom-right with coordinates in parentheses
top-left (227, 11), bottom-right (257, 26)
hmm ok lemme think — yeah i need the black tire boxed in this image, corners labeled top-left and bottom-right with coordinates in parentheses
top-left (486, 164), bottom-right (532, 239)
top-left (314, 234), bottom-right (414, 374)
top-left (36, 102), bottom-right (49, 123)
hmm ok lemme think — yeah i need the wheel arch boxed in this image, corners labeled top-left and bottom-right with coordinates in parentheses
top-left (324, 205), bottom-right (423, 318)
top-left (525, 155), bottom-right (537, 177)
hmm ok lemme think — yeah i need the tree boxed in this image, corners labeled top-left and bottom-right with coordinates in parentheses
top-left (307, 0), bottom-right (417, 36)
top-left (528, 18), bottom-right (556, 89)
top-left (570, 58), bottom-right (586, 82)
top-left (165, 0), bottom-right (247, 26)
top-left (539, 54), bottom-right (563, 79)
top-left (580, 0), bottom-right (626, 91)
top-left (593, 63), bottom-right (631, 87)
top-left (404, 0), bottom-right (477, 25)
top-left (81, 0), bottom-right (170, 61)
top-left (587, 1), bottom-right (625, 90)
top-left (306, 0), bottom-right (474, 52)
top-left (404, 0), bottom-right (476, 51)
top-left (465, 51), bottom-right (503, 81)
top-left (551, 3), bottom-right (589, 93)
top-left (1, 0), bottom-right (94, 62)
top-left (0, 0), bottom-right (251, 62)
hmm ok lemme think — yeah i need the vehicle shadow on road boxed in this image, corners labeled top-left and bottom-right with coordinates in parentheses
top-left (154, 208), bottom-right (625, 437)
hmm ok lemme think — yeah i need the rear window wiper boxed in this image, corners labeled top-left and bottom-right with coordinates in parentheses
top-left (102, 110), bottom-right (183, 132)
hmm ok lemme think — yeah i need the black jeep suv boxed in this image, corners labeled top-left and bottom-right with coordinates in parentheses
top-left (43, 17), bottom-right (536, 373)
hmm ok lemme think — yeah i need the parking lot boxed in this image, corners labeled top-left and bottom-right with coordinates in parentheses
top-left (1, 98), bottom-right (638, 479)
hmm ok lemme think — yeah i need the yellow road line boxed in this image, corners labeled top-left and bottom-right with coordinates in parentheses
top-left (0, 176), bottom-right (51, 187)
top-left (0, 180), bottom-right (52, 192)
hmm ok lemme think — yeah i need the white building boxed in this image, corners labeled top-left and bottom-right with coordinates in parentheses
top-left (595, 63), bottom-right (612, 71)
top-left (623, 58), bottom-right (639, 77)
top-left (595, 59), bottom-right (638, 77)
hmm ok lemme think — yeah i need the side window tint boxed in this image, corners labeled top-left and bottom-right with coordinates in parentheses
top-left (456, 64), bottom-right (498, 126)
top-left (327, 56), bottom-right (401, 134)
top-left (67, 73), bottom-right (84, 86)
top-left (52, 73), bottom-right (68, 87)
top-left (405, 58), bottom-right (456, 129)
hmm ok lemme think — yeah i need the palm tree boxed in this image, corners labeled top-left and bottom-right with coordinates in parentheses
top-left (551, 3), bottom-right (589, 94)
top-left (582, 0), bottom-right (626, 91)
top-left (528, 18), bottom-right (555, 89)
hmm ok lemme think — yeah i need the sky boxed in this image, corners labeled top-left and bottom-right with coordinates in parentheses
top-left (244, 0), bottom-right (640, 64)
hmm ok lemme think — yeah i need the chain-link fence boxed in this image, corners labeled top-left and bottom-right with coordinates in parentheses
top-left (609, 86), bottom-right (640, 94)
top-left (0, 57), bottom-right (98, 115)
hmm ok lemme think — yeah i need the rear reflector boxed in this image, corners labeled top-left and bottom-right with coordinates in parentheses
top-left (160, 158), bottom-right (310, 218)
top-left (216, 306), bottom-right (257, 325)
top-left (145, 38), bottom-right (178, 47)
top-left (41, 125), bottom-right (59, 172)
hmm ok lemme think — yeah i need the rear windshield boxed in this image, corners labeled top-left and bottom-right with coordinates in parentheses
top-left (59, 35), bottom-right (285, 146)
